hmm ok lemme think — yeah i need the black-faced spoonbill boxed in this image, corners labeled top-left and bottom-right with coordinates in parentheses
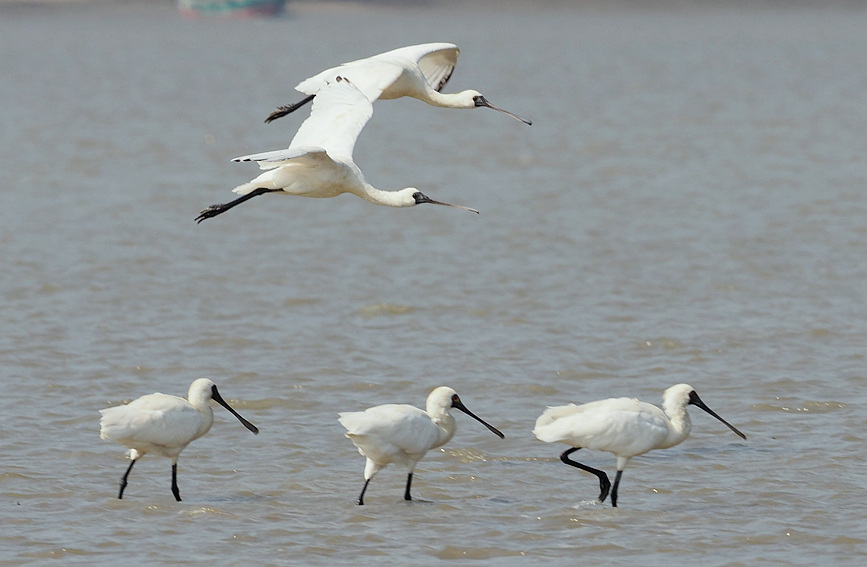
top-left (99, 378), bottom-right (259, 501)
top-left (533, 384), bottom-right (746, 507)
top-left (338, 386), bottom-right (505, 505)
top-left (265, 42), bottom-right (532, 126)
top-left (196, 76), bottom-right (478, 223)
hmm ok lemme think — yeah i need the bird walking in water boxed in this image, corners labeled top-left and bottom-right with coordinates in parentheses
top-left (99, 378), bottom-right (259, 501)
top-left (533, 384), bottom-right (746, 507)
top-left (264, 42), bottom-right (532, 126)
top-left (196, 76), bottom-right (478, 223)
top-left (338, 386), bottom-right (505, 505)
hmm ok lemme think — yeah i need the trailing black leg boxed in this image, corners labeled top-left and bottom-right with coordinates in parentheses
top-left (265, 94), bottom-right (316, 123)
top-left (118, 459), bottom-right (136, 500)
top-left (404, 473), bottom-right (413, 501)
top-left (195, 188), bottom-right (278, 223)
top-left (560, 447), bottom-right (612, 503)
top-left (171, 463), bottom-right (181, 502)
top-left (610, 470), bottom-right (623, 507)
top-left (357, 479), bottom-right (370, 506)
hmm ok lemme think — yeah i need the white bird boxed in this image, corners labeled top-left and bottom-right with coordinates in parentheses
top-left (264, 42), bottom-right (532, 126)
top-left (533, 384), bottom-right (746, 507)
top-left (196, 76), bottom-right (478, 222)
top-left (338, 386), bottom-right (505, 505)
top-left (99, 378), bottom-right (259, 501)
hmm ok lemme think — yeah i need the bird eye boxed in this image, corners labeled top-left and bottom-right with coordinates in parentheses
top-left (472, 95), bottom-right (486, 107)
top-left (452, 394), bottom-right (460, 403)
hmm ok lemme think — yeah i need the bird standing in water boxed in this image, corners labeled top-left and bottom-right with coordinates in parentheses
top-left (99, 378), bottom-right (259, 501)
top-left (339, 386), bottom-right (505, 505)
top-left (533, 384), bottom-right (746, 507)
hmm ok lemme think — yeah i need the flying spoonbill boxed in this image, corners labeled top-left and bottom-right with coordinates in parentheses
top-left (338, 386), bottom-right (505, 505)
top-left (99, 378), bottom-right (259, 501)
top-left (265, 42), bottom-right (532, 126)
top-left (196, 76), bottom-right (478, 222)
top-left (533, 384), bottom-right (746, 507)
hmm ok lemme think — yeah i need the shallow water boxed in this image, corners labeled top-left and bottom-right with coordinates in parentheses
top-left (1, 1), bottom-right (866, 565)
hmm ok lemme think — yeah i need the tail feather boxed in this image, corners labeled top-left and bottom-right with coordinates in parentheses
top-left (532, 404), bottom-right (580, 442)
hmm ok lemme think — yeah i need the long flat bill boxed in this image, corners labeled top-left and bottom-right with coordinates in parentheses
top-left (415, 192), bottom-right (479, 214)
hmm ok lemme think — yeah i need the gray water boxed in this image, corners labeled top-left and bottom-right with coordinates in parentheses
top-left (1, 0), bottom-right (865, 565)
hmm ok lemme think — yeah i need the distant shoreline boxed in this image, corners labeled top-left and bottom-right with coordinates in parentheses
top-left (2, 0), bottom-right (865, 10)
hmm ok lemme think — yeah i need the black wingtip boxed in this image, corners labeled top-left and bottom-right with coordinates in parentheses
top-left (264, 94), bottom-right (316, 123)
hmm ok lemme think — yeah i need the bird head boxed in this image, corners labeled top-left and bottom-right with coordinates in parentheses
top-left (665, 384), bottom-right (746, 440)
top-left (188, 378), bottom-right (218, 405)
top-left (426, 386), bottom-right (504, 438)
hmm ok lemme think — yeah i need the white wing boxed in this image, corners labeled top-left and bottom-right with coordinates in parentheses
top-left (231, 78), bottom-right (371, 170)
top-left (413, 44), bottom-right (460, 92)
top-left (99, 394), bottom-right (203, 454)
top-left (533, 398), bottom-right (670, 458)
top-left (231, 146), bottom-right (328, 170)
top-left (295, 43), bottom-right (460, 101)
top-left (287, 77), bottom-right (372, 159)
top-left (339, 404), bottom-right (440, 459)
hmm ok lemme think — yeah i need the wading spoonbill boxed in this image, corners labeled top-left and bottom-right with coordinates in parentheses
top-left (196, 76), bottom-right (478, 222)
top-left (533, 384), bottom-right (746, 507)
top-left (264, 42), bottom-right (532, 126)
top-left (99, 378), bottom-right (259, 501)
top-left (338, 386), bottom-right (504, 505)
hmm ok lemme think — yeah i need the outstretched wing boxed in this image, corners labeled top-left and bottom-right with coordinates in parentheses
top-left (295, 43), bottom-right (460, 101)
top-left (231, 146), bottom-right (328, 170)
top-left (287, 77), bottom-right (373, 159)
top-left (413, 44), bottom-right (460, 92)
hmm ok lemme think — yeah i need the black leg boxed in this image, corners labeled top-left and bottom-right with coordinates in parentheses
top-left (404, 473), bottom-right (413, 501)
top-left (118, 459), bottom-right (136, 499)
top-left (171, 463), bottom-right (182, 502)
top-left (560, 447), bottom-right (612, 503)
top-left (265, 94), bottom-right (316, 123)
top-left (195, 188), bottom-right (278, 223)
top-left (610, 470), bottom-right (623, 507)
top-left (357, 479), bottom-right (370, 506)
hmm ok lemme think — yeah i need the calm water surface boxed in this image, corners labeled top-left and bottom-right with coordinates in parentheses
top-left (1, 1), bottom-right (865, 565)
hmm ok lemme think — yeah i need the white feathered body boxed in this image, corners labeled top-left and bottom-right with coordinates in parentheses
top-left (338, 389), bottom-right (459, 480)
top-left (533, 386), bottom-right (697, 471)
top-left (232, 149), bottom-right (365, 199)
top-left (99, 383), bottom-right (216, 462)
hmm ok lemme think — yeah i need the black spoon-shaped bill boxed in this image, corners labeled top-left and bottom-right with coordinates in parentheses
top-left (211, 386), bottom-right (260, 435)
top-left (688, 391), bottom-right (746, 440)
top-left (451, 396), bottom-right (505, 438)
top-left (473, 95), bottom-right (532, 126)
top-left (413, 191), bottom-right (479, 214)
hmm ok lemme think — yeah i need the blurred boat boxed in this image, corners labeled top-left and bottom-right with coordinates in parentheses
top-left (178, 0), bottom-right (286, 18)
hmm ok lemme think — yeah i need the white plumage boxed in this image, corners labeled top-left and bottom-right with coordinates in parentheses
top-left (196, 76), bottom-right (478, 222)
top-left (265, 42), bottom-right (531, 125)
top-left (533, 384), bottom-right (746, 507)
top-left (338, 386), bottom-right (504, 505)
top-left (99, 378), bottom-right (259, 501)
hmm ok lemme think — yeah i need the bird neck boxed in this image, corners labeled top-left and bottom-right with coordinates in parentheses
top-left (187, 395), bottom-right (215, 440)
top-left (426, 89), bottom-right (475, 110)
top-left (661, 403), bottom-right (693, 449)
top-left (358, 184), bottom-right (415, 208)
top-left (428, 411), bottom-right (457, 449)
top-left (196, 407), bottom-right (215, 440)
